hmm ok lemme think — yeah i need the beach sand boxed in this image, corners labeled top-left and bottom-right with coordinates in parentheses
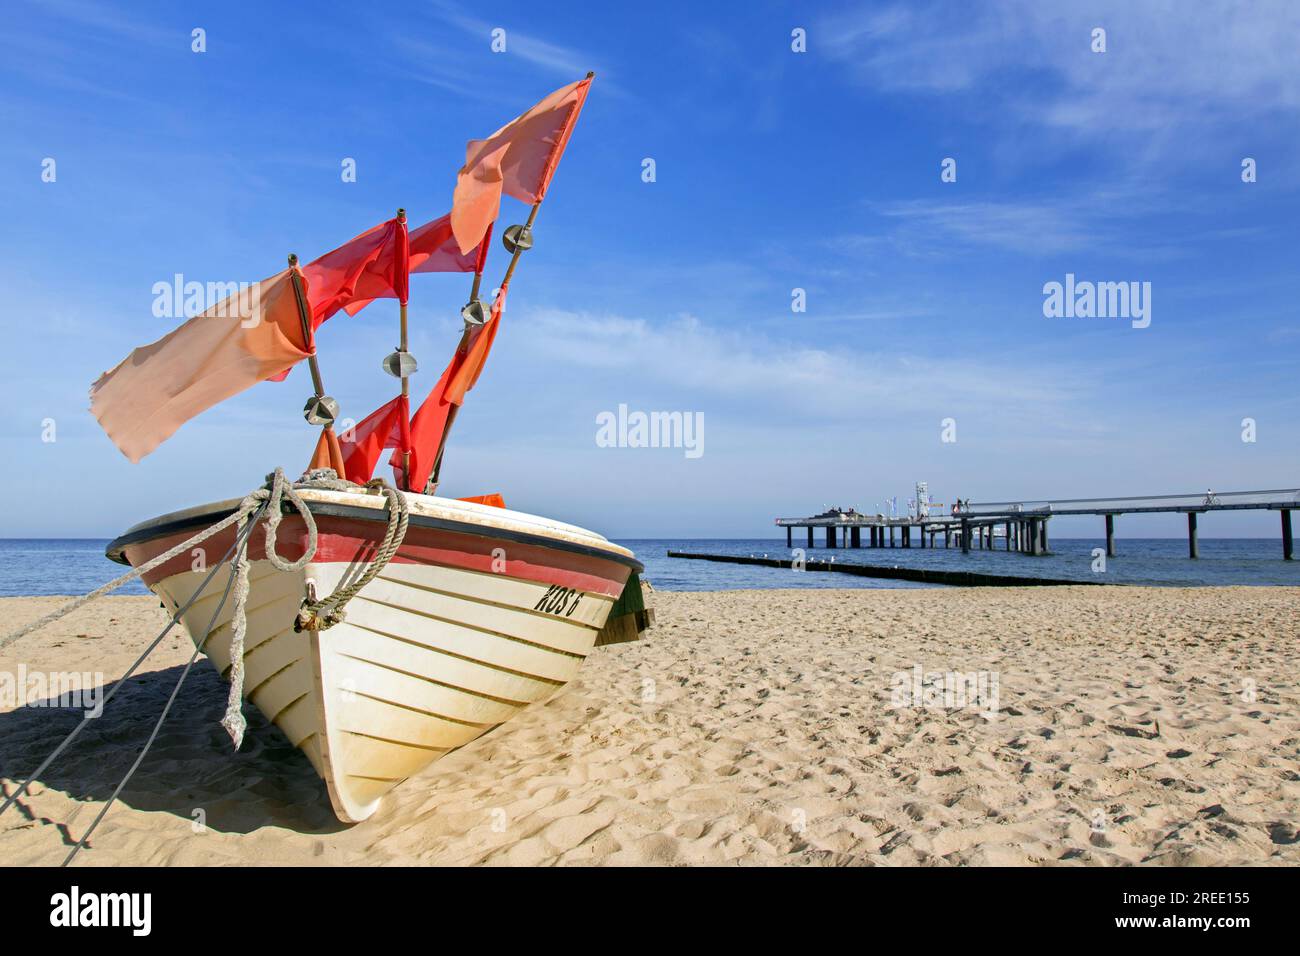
top-left (1, 586), bottom-right (1296, 866)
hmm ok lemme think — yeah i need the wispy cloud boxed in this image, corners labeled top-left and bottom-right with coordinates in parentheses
top-left (835, 185), bottom-right (1257, 259)
top-left (426, 1), bottom-right (615, 91)
top-left (507, 306), bottom-right (1083, 429)
top-left (819, 0), bottom-right (1300, 141)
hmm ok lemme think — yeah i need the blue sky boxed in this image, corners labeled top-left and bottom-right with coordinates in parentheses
top-left (1, 0), bottom-right (1296, 539)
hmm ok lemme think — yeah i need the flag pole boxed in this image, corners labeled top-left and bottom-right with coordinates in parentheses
top-left (424, 71), bottom-right (594, 495)
top-left (396, 208), bottom-right (413, 491)
top-left (426, 197), bottom-right (540, 495)
top-left (287, 254), bottom-right (340, 452)
top-left (288, 254), bottom-right (326, 398)
top-left (426, 228), bottom-right (493, 493)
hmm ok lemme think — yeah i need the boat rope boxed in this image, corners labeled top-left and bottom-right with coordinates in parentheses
top-left (0, 505), bottom-right (266, 821)
top-left (63, 528), bottom-right (251, 866)
top-left (2, 466), bottom-right (407, 850)
top-left (294, 476), bottom-right (409, 633)
top-left (0, 468), bottom-right (314, 653)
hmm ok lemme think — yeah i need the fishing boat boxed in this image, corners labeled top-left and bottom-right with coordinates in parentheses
top-left (105, 487), bottom-right (645, 822)
top-left (88, 73), bottom-right (651, 822)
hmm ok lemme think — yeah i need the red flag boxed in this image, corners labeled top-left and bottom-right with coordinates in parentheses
top-left (344, 216), bottom-right (492, 315)
top-left (397, 287), bottom-right (509, 490)
top-left (451, 76), bottom-right (592, 253)
top-left (338, 395), bottom-right (411, 485)
top-left (301, 216), bottom-right (409, 328)
top-left (413, 215), bottom-right (491, 274)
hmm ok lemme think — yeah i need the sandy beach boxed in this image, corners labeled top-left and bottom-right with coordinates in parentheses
top-left (1, 586), bottom-right (1297, 866)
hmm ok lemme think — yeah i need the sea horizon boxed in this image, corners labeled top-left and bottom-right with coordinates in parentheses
top-left (4, 535), bottom-right (1296, 597)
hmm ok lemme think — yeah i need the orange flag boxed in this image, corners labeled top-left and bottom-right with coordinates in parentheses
top-left (308, 427), bottom-right (346, 476)
top-left (397, 287), bottom-right (509, 490)
top-left (451, 75), bottom-right (592, 253)
top-left (458, 493), bottom-right (505, 509)
top-left (90, 269), bottom-right (311, 462)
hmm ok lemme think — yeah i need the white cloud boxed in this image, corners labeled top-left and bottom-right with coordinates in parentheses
top-left (507, 306), bottom-right (1083, 427)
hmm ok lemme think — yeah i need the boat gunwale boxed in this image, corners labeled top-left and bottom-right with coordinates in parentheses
top-left (105, 498), bottom-right (644, 574)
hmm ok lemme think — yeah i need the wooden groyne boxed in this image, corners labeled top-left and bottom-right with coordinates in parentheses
top-left (666, 551), bottom-right (1106, 587)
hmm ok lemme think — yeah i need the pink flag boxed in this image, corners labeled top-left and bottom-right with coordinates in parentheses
top-left (90, 269), bottom-right (311, 462)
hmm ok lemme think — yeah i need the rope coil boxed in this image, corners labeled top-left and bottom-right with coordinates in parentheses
top-left (295, 477), bottom-right (409, 632)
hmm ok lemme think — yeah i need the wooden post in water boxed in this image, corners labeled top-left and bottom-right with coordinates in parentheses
top-left (1283, 510), bottom-right (1294, 561)
top-left (786, 526), bottom-right (792, 548)
top-left (827, 526), bottom-right (837, 548)
top-left (1188, 512), bottom-right (1199, 559)
top-left (1005, 521), bottom-right (1012, 550)
top-left (851, 526), bottom-right (861, 548)
top-left (1105, 514), bottom-right (1116, 557)
top-left (1039, 520), bottom-right (1049, 554)
top-left (961, 519), bottom-right (970, 554)
top-left (806, 526), bottom-right (813, 549)
top-left (889, 526), bottom-right (896, 548)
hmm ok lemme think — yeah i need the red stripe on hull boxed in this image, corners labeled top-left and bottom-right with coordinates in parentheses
top-left (125, 514), bottom-right (631, 597)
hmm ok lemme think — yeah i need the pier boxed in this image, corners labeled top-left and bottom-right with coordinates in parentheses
top-left (776, 488), bottom-right (1300, 560)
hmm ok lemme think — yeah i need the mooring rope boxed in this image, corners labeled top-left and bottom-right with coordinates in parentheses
top-left (0, 503), bottom-right (266, 821)
top-left (0, 469), bottom-right (314, 653)
top-left (1, 466), bottom-right (409, 857)
top-left (63, 526), bottom-right (252, 866)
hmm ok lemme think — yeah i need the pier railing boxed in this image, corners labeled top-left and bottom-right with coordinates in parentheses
top-left (960, 488), bottom-right (1300, 516)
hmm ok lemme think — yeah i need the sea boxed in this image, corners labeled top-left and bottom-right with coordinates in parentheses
top-left (1, 537), bottom-right (1297, 597)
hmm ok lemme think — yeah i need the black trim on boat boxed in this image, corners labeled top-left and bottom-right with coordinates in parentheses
top-left (105, 500), bottom-right (645, 574)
